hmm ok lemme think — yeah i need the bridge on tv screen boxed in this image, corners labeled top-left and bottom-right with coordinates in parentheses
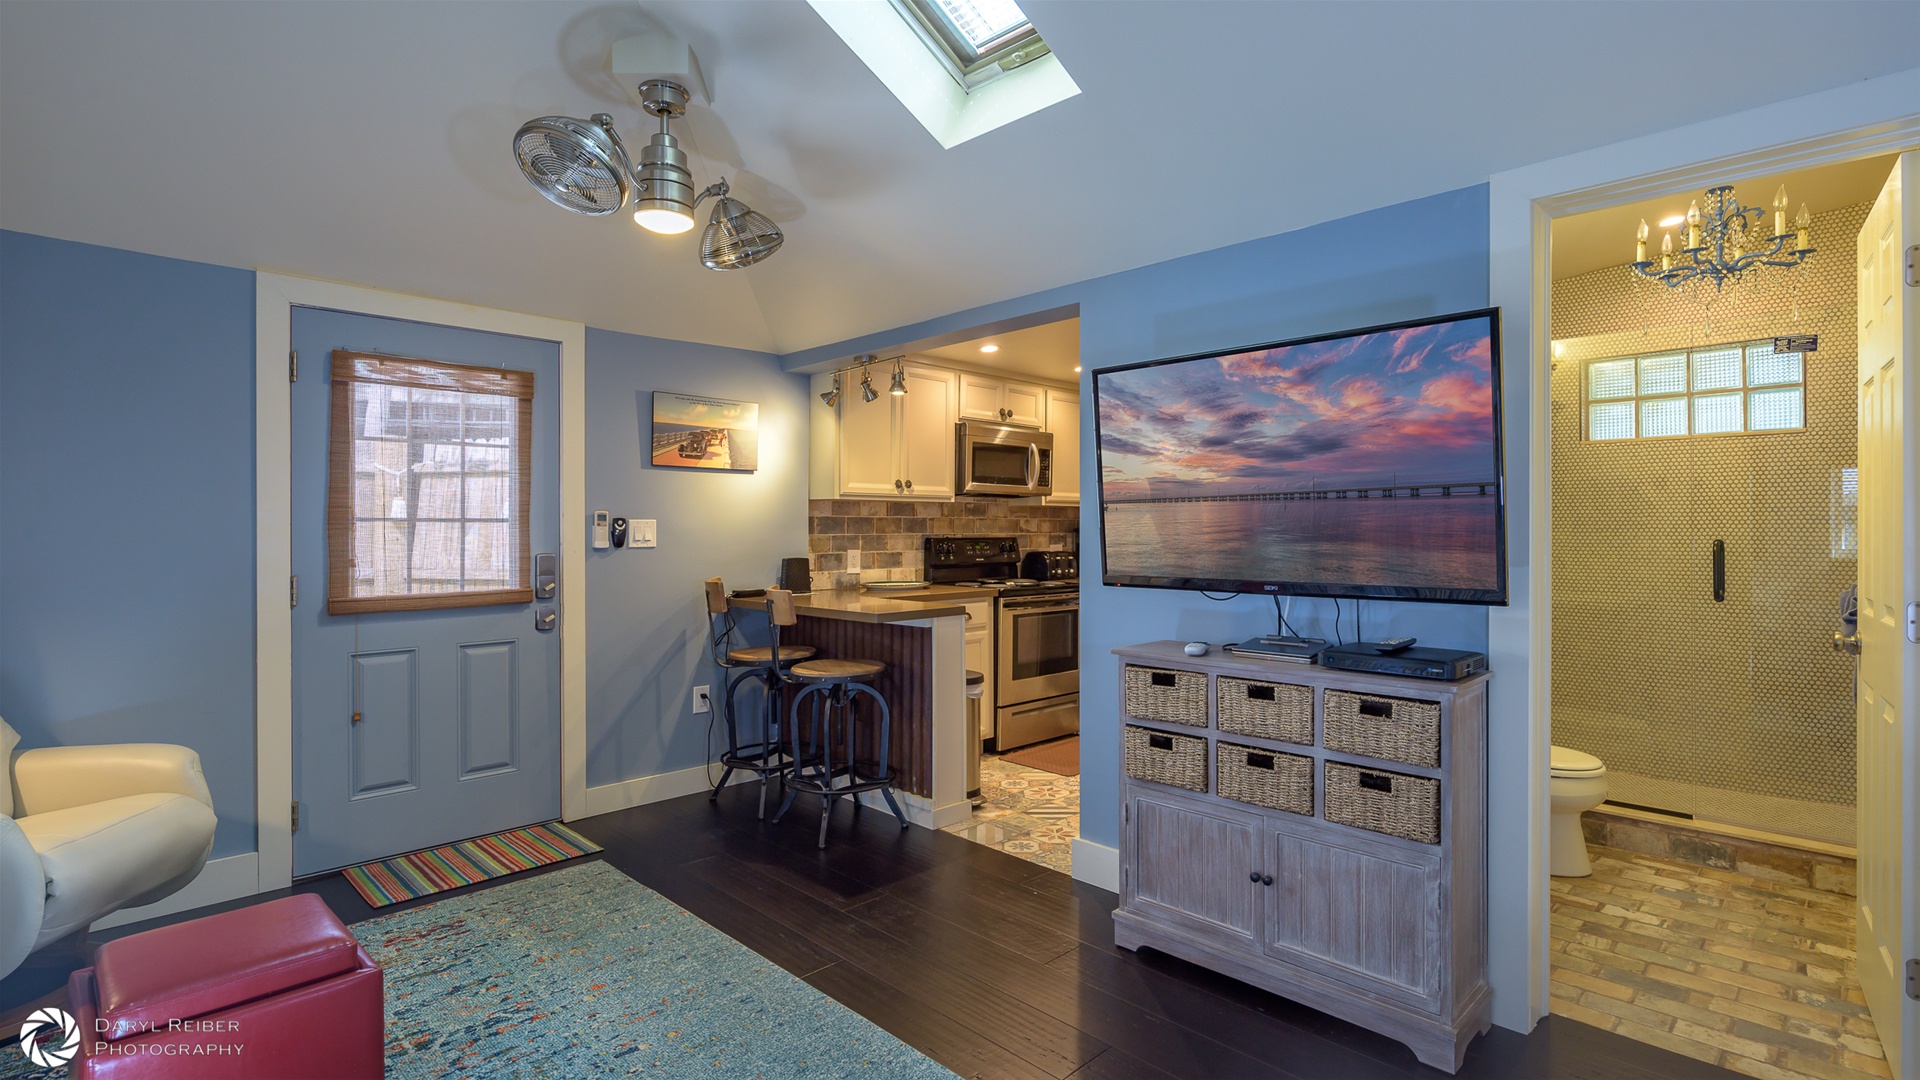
top-left (1106, 480), bottom-right (1497, 505)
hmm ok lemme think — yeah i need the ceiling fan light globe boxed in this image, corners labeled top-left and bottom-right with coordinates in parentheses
top-left (634, 206), bottom-right (695, 234)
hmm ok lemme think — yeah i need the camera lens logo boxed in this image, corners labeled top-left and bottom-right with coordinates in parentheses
top-left (18, 1007), bottom-right (79, 1067)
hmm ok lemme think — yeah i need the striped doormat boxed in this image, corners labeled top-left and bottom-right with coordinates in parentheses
top-left (341, 822), bottom-right (601, 908)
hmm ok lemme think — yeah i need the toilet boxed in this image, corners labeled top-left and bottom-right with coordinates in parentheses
top-left (1549, 745), bottom-right (1607, 877)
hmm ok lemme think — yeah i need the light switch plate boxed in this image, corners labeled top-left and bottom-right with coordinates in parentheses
top-left (632, 518), bottom-right (658, 548)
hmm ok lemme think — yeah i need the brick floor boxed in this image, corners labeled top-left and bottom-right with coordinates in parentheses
top-left (1550, 846), bottom-right (1891, 1080)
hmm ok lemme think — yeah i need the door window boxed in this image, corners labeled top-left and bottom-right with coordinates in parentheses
top-left (327, 352), bottom-right (534, 614)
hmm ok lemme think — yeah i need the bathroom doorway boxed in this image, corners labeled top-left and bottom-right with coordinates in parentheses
top-left (1540, 153), bottom-right (1902, 1078)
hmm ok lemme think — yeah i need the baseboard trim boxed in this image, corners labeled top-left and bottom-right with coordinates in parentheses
top-left (91, 852), bottom-right (262, 931)
top-left (577, 762), bottom-right (747, 818)
top-left (1071, 837), bottom-right (1118, 893)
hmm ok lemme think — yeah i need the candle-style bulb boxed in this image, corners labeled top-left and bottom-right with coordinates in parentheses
top-left (1687, 201), bottom-right (1701, 226)
top-left (1661, 233), bottom-right (1673, 254)
top-left (1637, 219), bottom-right (1649, 241)
top-left (1774, 185), bottom-right (1789, 211)
top-left (1795, 204), bottom-right (1811, 228)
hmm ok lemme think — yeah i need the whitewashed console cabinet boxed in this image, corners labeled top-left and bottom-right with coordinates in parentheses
top-left (1112, 641), bottom-right (1491, 1072)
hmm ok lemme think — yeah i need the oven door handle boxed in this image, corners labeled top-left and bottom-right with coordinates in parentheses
top-left (1000, 599), bottom-right (1078, 612)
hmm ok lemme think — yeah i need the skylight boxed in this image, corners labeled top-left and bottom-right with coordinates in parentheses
top-left (891, 0), bottom-right (1050, 91)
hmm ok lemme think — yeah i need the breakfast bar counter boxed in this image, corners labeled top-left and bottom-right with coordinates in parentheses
top-left (727, 588), bottom-right (971, 831)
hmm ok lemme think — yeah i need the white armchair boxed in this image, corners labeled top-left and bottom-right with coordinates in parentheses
top-left (1, 717), bottom-right (218, 980)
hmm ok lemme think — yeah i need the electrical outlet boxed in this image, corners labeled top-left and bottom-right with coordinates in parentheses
top-left (692, 685), bottom-right (711, 714)
top-left (847, 548), bottom-right (860, 572)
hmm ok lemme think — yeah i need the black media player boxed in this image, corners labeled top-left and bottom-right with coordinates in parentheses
top-left (1319, 643), bottom-right (1488, 681)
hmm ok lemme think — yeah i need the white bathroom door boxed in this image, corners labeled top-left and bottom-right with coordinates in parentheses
top-left (1855, 150), bottom-right (1918, 1076)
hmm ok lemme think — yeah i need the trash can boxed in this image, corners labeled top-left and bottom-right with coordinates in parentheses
top-left (965, 669), bottom-right (985, 800)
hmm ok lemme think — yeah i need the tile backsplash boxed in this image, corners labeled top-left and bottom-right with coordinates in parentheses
top-left (807, 499), bottom-right (1080, 590)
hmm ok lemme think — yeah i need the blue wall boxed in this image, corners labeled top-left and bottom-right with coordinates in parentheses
top-left (785, 186), bottom-right (1493, 849)
top-left (582, 328), bottom-right (809, 788)
top-left (0, 231), bottom-right (258, 857)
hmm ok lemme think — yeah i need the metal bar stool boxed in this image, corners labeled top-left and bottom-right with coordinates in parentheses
top-left (705, 577), bottom-right (816, 818)
top-left (768, 589), bottom-right (910, 848)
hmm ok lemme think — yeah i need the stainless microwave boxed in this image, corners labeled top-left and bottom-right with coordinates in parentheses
top-left (956, 422), bottom-right (1053, 497)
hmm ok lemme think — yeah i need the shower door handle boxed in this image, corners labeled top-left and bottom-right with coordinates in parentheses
top-left (1711, 540), bottom-right (1725, 602)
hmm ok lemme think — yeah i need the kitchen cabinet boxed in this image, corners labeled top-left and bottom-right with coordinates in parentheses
top-left (1113, 642), bottom-right (1490, 1073)
top-left (962, 599), bottom-right (994, 742)
top-left (958, 372), bottom-right (1045, 428)
top-left (1043, 387), bottom-right (1079, 506)
top-left (812, 364), bottom-right (956, 499)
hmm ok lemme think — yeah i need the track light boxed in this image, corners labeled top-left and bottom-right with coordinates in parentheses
top-left (861, 367), bottom-right (879, 402)
top-left (820, 372), bottom-right (842, 408)
top-left (700, 180), bottom-right (784, 270)
top-left (889, 358), bottom-right (908, 396)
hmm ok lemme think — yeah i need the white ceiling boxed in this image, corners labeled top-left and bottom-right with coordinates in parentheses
top-left (2, 2), bottom-right (1915, 357)
top-left (919, 318), bottom-right (1080, 383)
top-left (1550, 154), bottom-right (1898, 281)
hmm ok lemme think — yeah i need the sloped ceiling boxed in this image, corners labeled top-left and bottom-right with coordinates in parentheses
top-left (2, 1), bottom-right (1915, 356)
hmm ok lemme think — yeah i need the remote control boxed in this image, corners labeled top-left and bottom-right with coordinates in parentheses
top-left (1375, 637), bottom-right (1417, 653)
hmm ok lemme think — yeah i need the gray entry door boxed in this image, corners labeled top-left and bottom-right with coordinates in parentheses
top-left (290, 307), bottom-right (560, 877)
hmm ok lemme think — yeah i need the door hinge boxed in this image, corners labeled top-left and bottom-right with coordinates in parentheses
top-left (1907, 958), bottom-right (1920, 1000)
top-left (291, 800), bottom-right (300, 833)
top-left (290, 574), bottom-right (298, 607)
top-left (289, 349), bottom-right (298, 382)
top-left (1907, 601), bottom-right (1918, 644)
top-left (1906, 245), bottom-right (1919, 288)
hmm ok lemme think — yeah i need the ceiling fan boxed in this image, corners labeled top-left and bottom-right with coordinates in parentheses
top-left (511, 36), bottom-right (783, 271)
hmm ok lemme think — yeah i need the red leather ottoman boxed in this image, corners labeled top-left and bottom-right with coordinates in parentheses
top-left (65, 894), bottom-right (384, 1079)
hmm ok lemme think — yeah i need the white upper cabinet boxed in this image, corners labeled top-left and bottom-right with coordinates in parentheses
top-left (1044, 387), bottom-right (1080, 506)
top-left (958, 372), bottom-right (1046, 429)
top-left (811, 364), bottom-right (957, 500)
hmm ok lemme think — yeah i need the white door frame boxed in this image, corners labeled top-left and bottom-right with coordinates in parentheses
top-left (253, 273), bottom-right (588, 892)
top-left (1485, 70), bottom-right (1920, 1032)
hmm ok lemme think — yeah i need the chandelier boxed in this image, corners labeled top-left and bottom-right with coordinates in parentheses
top-left (1630, 184), bottom-right (1813, 290)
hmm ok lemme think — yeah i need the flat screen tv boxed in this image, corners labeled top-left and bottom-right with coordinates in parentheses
top-left (1093, 308), bottom-right (1507, 605)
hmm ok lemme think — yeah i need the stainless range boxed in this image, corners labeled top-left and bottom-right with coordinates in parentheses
top-left (924, 536), bottom-right (1079, 751)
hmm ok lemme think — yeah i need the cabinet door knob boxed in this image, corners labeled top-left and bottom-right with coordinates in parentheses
top-left (905, 479), bottom-right (914, 491)
top-left (1262, 874), bottom-right (1274, 887)
top-left (894, 479), bottom-right (904, 492)
top-left (1249, 871), bottom-right (1261, 883)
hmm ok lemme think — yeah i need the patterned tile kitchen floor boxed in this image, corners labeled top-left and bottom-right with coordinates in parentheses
top-left (940, 753), bottom-right (1078, 875)
top-left (1550, 845), bottom-right (1888, 1079)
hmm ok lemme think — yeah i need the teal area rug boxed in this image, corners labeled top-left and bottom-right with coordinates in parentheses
top-left (1, 862), bottom-right (956, 1079)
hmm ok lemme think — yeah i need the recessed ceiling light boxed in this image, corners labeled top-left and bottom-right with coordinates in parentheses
top-left (1073, 365), bottom-right (1081, 373)
top-left (1657, 215), bottom-right (1685, 228)
top-left (979, 344), bottom-right (1000, 353)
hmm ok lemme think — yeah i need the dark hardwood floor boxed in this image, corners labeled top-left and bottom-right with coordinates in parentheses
top-left (4, 786), bottom-right (1744, 1079)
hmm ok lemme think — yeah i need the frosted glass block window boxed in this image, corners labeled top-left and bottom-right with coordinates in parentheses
top-left (1589, 402), bottom-right (1635, 441)
top-left (1746, 344), bottom-right (1803, 386)
top-left (1582, 339), bottom-right (1806, 441)
top-left (1640, 397), bottom-right (1688, 437)
top-left (1587, 359), bottom-right (1636, 400)
top-left (1637, 353), bottom-right (1688, 396)
top-left (1690, 347), bottom-right (1744, 391)
top-left (1748, 386), bottom-right (1804, 430)
top-left (1692, 392), bottom-right (1745, 434)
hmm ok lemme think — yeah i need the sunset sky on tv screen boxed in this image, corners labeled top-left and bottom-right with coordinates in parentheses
top-left (1097, 317), bottom-right (1497, 500)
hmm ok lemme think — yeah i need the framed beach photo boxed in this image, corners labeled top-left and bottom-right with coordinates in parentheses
top-left (650, 392), bottom-right (759, 471)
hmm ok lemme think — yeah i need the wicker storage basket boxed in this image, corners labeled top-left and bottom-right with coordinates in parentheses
top-left (1216, 677), bottom-right (1313, 744)
top-left (1323, 762), bottom-right (1440, 844)
top-left (1216, 742), bottom-right (1313, 815)
top-left (1124, 725), bottom-right (1207, 791)
top-left (1322, 689), bottom-right (1441, 768)
top-left (1123, 665), bottom-right (1208, 727)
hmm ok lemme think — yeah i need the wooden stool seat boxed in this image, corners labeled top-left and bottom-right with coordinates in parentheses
top-left (790, 658), bottom-right (886, 680)
top-left (728, 644), bottom-right (816, 665)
